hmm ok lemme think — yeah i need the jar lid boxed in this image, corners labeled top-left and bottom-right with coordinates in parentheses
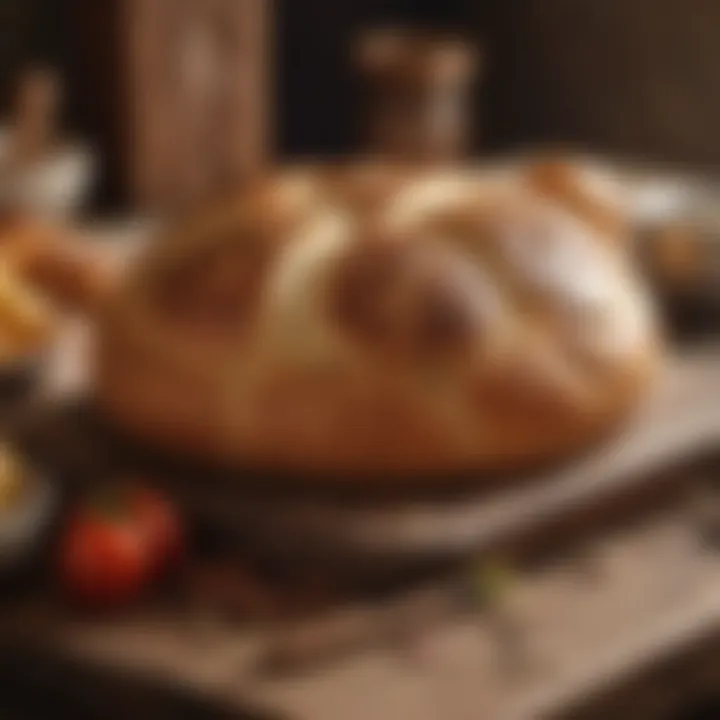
top-left (356, 27), bottom-right (481, 86)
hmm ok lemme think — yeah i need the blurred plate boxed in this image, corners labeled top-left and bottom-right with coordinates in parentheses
top-left (574, 158), bottom-right (720, 334)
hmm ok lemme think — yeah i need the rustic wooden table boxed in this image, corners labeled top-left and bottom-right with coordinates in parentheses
top-left (2, 487), bottom-right (720, 720)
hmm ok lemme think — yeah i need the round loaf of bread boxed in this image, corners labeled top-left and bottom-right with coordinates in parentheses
top-left (93, 161), bottom-right (661, 480)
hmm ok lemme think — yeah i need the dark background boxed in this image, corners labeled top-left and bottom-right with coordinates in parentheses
top-left (3, 0), bottom-right (720, 169)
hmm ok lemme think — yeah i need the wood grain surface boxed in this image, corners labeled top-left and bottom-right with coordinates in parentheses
top-left (3, 501), bottom-right (720, 720)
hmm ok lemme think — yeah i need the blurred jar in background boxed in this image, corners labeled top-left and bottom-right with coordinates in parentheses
top-left (356, 27), bottom-right (481, 163)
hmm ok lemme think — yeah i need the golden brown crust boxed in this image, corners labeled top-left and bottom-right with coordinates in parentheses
top-left (524, 158), bottom-right (628, 239)
top-left (93, 160), bottom-right (661, 480)
top-left (331, 230), bottom-right (489, 362)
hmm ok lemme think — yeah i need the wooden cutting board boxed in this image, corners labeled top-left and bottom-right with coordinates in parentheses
top-left (12, 325), bottom-right (720, 573)
top-left (180, 349), bottom-right (720, 568)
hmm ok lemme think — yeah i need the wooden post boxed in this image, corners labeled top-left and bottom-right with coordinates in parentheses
top-left (70, 0), bottom-right (271, 213)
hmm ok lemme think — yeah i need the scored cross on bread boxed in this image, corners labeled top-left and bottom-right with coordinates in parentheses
top-left (92, 160), bottom-right (661, 480)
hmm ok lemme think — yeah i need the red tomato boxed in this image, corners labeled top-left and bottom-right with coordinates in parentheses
top-left (59, 509), bottom-right (150, 607)
top-left (58, 484), bottom-right (185, 607)
top-left (130, 486), bottom-right (184, 576)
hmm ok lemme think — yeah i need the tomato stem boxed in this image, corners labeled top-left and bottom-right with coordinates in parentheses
top-left (87, 481), bottom-right (130, 520)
